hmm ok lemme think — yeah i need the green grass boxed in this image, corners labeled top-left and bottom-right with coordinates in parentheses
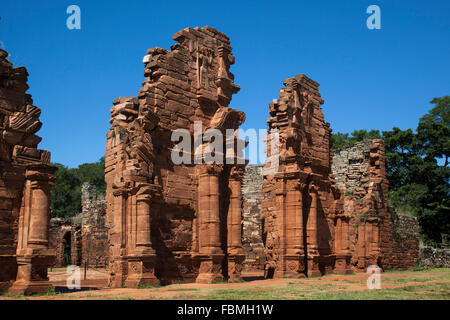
top-left (167, 288), bottom-right (200, 292)
top-left (31, 287), bottom-right (59, 297)
top-left (199, 281), bottom-right (450, 300)
top-left (1, 291), bottom-right (28, 299)
top-left (4, 267), bottom-right (449, 300)
top-left (138, 281), bottom-right (161, 289)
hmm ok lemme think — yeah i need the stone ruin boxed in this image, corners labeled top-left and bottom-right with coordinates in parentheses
top-left (104, 28), bottom-right (419, 285)
top-left (0, 27), bottom-right (421, 295)
top-left (0, 49), bottom-right (57, 294)
top-left (262, 74), bottom-right (340, 277)
top-left (259, 75), bottom-right (418, 277)
top-left (105, 26), bottom-right (247, 287)
top-left (49, 218), bottom-right (81, 267)
top-left (49, 182), bottom-right (108, 268)
top-left (80, 182), bottom-right (109, 267)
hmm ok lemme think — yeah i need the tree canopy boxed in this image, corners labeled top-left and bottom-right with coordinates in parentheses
top-left (50, 157), bottom-right (106, 218)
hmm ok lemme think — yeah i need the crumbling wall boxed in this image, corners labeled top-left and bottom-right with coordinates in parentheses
top-left (49, 218), bottom-right (81, 267)
top-left (332, 140), bottom-right (419, 271)
top-left (389, 214), bottom-right (420, 269)
top-left (419, 247), bottom-right (450, 268)
top-left (81, 182), bottom-right (108, 267)
top-left (48, 183), bottom-right (108, 269)
top-left (0, 49), bottom-right (57, 294)
top-left (105, 26), bottom-right (246, 287)
top-left (262, 74), bottom-right (340, 278)
top-left (242, 165), bottom-right (264, 271)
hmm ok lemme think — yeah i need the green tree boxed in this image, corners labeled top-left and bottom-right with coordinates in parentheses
top-left (50, 164), bottom-right (82, 218)
top-left (331, 129), bottom-right (381, 149)
top-left (50, 157), bottom-right (105, 218)
top-left (74, 156), bottom-right (106, 195)
top-left (384, 97), bottom-right (449, 245)
top-left (331, 97), bottom-right (449, 245)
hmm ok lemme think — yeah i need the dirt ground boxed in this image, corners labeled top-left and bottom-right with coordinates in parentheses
top-left (1, 268), bottom-right (449, 300)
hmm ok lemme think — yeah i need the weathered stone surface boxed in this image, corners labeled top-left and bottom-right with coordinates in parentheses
top-left (49, 183), bottom-right (108, 269)
top-left (49, 218), bottom-right (81, 267)
top-left (105, 26), bottom-right (247, 287)
top-left (80, 183), bottom-right (109, 268)
top-left (262, 74), bottom-right (338, 278)
top-left (242, 165), bottom-right (264, 271)
top-left (419, 247), bottom-right (450, 268)
top-left (0, 49), bottom-right (57, 295)
top-left (389, 214), bottom-right (420, 269)
top-left (333, 140), bottom-right (419, 271)
top-left (260, 74), bottom-right (419, 278)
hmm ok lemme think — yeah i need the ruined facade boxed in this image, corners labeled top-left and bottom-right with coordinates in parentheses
top-left (261, 74), bottom-right (419, 278)
top-left (262, 74), bottom-right (340, 277)
top-left (332, 141), bottom-right (419, 271)
top-left (0, 49), bottom-right (56, 294)
top-left (105, 26), bottom-right (247, 287)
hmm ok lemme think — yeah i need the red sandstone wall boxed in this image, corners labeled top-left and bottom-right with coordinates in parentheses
top-left (262, 74), bottom-right (340, 278)
top-left (0, 49), bottom-right (56, 294)
top-left (105, 27), bottom-right (246, 286)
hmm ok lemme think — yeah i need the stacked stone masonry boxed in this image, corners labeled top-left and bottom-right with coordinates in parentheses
top-left (332, 140), bottom-right (419, 271)
top-left (419, 247), bottom-right (450, 268)
top-left (260, 75), bottom-right (420, 278)
top-left (80, 183), bottom-right (109, 267)
top-left (49, 218), bottom-right (81, 267)
top-left (49, 182), bottom-right (108, 268)
top-left (242, 165), bottom-right (264, 271)
top-left (0, 27), bottom-right (423, 296)
top-left (0, 49), bottom-right (57, 294)
top-left (105, 26), bottom-right (247, 287)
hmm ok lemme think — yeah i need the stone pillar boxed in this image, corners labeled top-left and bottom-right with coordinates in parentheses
top-left (108, 189), bottom-right (128, 288)
top-left (196, 165), bottom-right (224, 283)
top-left (357, 222), bottom-right (366, 271)
top-left (227, 166), bottom-right (245, 282)
top-left (307, 184), bottom-right (321, 277)
top-left (11, 167), bottom-right (56, 295)
top-left (334, 216), bottom-right (352, 274)
top-left (273, 175), bottom-right (287, 278)
top-left (125, 185), bottom-right (159, 288)
top-left (284, 179), bottom-right (305, 277)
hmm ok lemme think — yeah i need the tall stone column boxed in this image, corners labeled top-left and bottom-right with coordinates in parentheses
top-left (284, 178), bottom-right (305, 277)
top-left (125, 184), bottom-right (159, 288)
top-left (357, 222), bottom-right (367, 271)
top-left (108, 189), bottom-right (128, 288)
top-left (195, 164), bottom-right (224, 283)
top-left (11, 167), bottom-right (56, 295)
top-left (307, 184), bottom-right (321, 277)
top-left (273, 174), bottom-right (287, 278)
top-left (227, 166), bottom-right (245, 282)
top-left (334, 216), bottom-right (352, 274)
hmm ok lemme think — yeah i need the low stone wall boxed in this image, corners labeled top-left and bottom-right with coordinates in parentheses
top-left (419, 247), bottom-right (450, 268)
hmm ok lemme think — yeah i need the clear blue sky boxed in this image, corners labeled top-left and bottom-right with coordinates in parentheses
top-left (1, 0), bottom-right (449, 167)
